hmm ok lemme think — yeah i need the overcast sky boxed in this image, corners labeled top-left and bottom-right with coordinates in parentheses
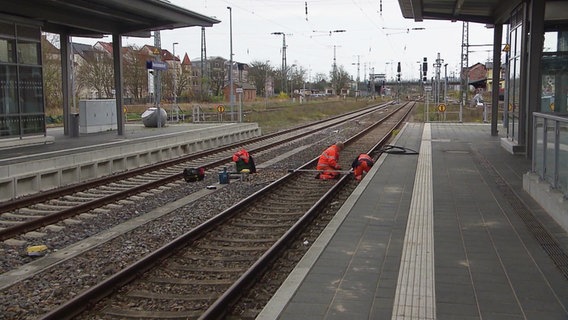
top-left (76, 0), bottom-right (499, 81)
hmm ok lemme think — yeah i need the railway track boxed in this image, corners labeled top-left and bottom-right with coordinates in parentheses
top-left (0, 103), bottom-right (393, 242)
top-left (40, 102), bottom-right (415, 319)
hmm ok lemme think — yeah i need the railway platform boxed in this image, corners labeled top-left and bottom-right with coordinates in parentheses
top-left (259, 123), bottom-right (568, 319)
top-left (0, 122), bottom-right (260, 202)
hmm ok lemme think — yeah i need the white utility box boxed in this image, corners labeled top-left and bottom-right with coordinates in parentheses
top-left (79, 99), bottom-right (117, 134)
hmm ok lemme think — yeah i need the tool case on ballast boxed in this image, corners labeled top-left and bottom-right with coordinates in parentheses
top-left (183, 167), bottom-right (205, 182)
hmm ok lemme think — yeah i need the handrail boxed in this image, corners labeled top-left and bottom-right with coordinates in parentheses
top-left (532, 112), bottom-right (568, 198)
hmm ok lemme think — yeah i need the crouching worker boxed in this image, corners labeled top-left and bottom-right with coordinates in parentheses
top-left (232, 148), bottom-right (256, 173)
top-left (351, 153), bottom-right (374, 181)
top-left (316, 142), bottom-right (344, 180)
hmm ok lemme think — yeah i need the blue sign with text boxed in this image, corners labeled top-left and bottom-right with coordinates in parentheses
top-left (146, 61), bottom-right (168, 70)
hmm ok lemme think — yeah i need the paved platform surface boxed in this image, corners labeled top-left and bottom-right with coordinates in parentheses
top-left (0, 122), bottom-right (243, 164)
top-left (259, 123), bottom-right (568, 320)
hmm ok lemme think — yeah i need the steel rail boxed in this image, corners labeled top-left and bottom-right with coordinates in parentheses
top-left (37, 102), bottom-right (412, 320)
top-left (201, 101), bottom-right (415, 319)
top-left (0, 102), bottom-right (391, 213)
top-left (0, 103), bottom-right (391, 240)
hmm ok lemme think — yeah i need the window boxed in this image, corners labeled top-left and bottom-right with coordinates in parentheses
top-left (0, 39), bottom-right (15, 63)
top-left (17, 41), bottom-right (40, 65)
top-left (541, 31), bottom-right (568, 114)
top-left (0, 21), bottom-right (44, 139)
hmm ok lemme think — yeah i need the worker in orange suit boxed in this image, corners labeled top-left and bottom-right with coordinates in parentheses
top-left (351, 153), bottom-right (374, 181)
top-left (232, 148), bottom-right (256, 173)
top-left (316, 142), bottom-right (344, 180)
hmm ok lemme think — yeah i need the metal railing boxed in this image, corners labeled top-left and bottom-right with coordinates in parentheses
top-left (532, 112), bottom-right (568, 198)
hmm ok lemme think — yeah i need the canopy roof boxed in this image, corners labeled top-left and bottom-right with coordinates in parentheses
top-left (397, 0), bottom-right (568, 25)
top-left (0, 0), bottom-right (220, 37)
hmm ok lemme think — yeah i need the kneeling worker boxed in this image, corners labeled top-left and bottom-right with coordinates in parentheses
top-left (351, 153), bottom-right (374, 181)
top-left (316, 142), bottom-right (344, 180)
top-left (232, 148), bottom-right (256, 173)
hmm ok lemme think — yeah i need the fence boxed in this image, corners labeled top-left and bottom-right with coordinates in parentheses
top-left (532, 112), bottom-right (568, 198)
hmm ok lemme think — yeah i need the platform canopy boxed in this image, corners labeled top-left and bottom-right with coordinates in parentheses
top-left (0, 0), bottom-right (220, 37)
top-left (397, 0), bottom-right (568, 25)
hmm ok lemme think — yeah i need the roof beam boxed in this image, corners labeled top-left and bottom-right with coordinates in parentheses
top-left (0, 0), bottom-right (219, 37)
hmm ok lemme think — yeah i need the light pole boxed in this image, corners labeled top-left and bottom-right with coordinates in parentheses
top-left (352, 55), bottom-right (360, 96)
top-left (172, 42), bottom-right (178, 117)
top-left (271, 32), bottom-right (287, 94)
top-left (289, 64), bottom-right (296, 95)
top-left (331, 45), bottom-right (341, 94)
top-left (227, 6), bottom-right (235, 121)
top-left (444, 63), bottom-right (448, 104)
top-left (265, 60), bottom-right (270, 110)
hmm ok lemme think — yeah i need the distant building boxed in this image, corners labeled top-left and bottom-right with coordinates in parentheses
top-left (466, 62), bottom-right (487, 90)
top-left (223, 82), bottom-right (257, 102)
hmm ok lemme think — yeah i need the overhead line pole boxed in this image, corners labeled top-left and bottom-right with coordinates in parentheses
top-left (227, 7), bottom-right (234, 121)
top-left (271, 32), bottom-right (288, 94)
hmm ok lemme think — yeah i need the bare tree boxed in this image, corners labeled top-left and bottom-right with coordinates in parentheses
top-left (330, 65), bottom-right (351, 95)
top-left (123, 46), bottom-right (150, 101)
top-left (41, 33), bottom-right (62, 112)
top-left (289, 66), bottom-right (307, 93)
top-left (76, 49), bottom-right (114, 98)
top-left (176, 69), bottom-right (193, 100)
top-left (209, 60), bottom-right (227, 97)
top-left (246, 60), bottom-right (272, 96)
top-left (311, 72), bottom-right (328, 92)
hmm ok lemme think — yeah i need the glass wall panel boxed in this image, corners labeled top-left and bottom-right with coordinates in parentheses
top-left (508, 54), bottom-right (521, 141)
top-left (19, 66), bottom-right (43, 113)
top-left (541, 31), bottom-right (568, 114)
top-left (545, 120), bottom-right (556, 183)
top-left (21, 113), bottom-right (44, 135)
top-left (17, 41), bottom-right (39, 65)
top-left (0, 22), bottom-right (43, 139)
top-left (559, 122), bottom-right (568, 195)
top-left (0, 64), bottom-right (18, 115)
top-left (0, 38), bottom-right (15, 63)
top-left (534, 117), bottom-right (545, 177)
top-left (507, 12), bottom-right (523, 143)
top-left (0, 114), bottom-right (19, 136)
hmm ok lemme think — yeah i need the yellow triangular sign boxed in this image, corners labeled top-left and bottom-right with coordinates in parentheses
top-left (502, 44), bottom-right (510, 52)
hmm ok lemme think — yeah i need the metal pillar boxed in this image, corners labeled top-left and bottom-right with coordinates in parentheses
top-left (154, 31), bottom-right (163, 128)
top-left (112, 34), bottom-right (125, 135)
top-left (228, 6), bottom-right (235, 121)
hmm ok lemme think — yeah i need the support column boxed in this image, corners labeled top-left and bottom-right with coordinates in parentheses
top-left (491, 24), bottom-right (503, 136)
top-left (60, 33), bottom-right (72, 136)
top-left (112, 34), bottom-right (125, 136)
top-left (524, 0), bottom-right (545, 158)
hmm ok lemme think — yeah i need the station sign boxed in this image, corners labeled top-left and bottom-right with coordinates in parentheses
top-left (146, 61), bottom-right (168, 70)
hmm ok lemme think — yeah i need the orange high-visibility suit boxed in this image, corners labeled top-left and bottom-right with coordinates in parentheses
top-left (316, 143), bottom-right (343, 179)
top-left (232, 149), bottom-right (250, 164)
top-left (233, 149), bottom-right (256, 173)
top-left (352, 153), bottom-right (374, 181)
